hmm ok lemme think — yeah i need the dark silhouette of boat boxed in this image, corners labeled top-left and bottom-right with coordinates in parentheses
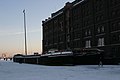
top-left (13, 48), bottom-right (105, 65)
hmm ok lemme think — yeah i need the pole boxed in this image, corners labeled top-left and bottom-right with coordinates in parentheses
top-left (23, 9), bottom-right (27, 55)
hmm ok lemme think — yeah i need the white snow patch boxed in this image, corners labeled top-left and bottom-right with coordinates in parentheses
top-left (0, 60), bottom-right (120, 80)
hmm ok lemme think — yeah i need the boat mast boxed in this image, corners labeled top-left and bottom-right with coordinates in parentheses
top-left (23, 9), bottom-right (27, 55)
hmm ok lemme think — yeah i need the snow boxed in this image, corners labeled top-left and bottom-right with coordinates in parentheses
top-left (0, 60), bottom-right (120, 80)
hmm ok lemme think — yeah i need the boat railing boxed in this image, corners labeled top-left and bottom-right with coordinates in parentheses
top-left (61, 51), bottom-right (73, 54)
top-left (73, 48), bottom-right (104, 55)
top-left (41, 51), bottom-right (73, 56)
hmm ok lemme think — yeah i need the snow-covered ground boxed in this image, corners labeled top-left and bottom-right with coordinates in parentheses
top-left (0, 60), bottom-right (120, 80)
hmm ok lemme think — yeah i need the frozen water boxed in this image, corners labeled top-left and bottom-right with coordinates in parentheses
top-left (0, 60), bottom-right (120, 80)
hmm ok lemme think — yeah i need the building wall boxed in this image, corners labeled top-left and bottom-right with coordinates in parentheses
top-left (42, 0), bottom-right (120, 59)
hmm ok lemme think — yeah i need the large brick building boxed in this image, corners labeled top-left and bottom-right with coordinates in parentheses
top-left (42, 0), bottom-right (120, 59)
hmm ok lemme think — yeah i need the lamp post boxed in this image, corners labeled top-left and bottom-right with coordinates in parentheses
top-left (23, 9), bottom-right (27, 55)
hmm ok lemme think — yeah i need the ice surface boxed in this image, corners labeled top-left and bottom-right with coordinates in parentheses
top-left (0, 60), bottom-right (120, 80)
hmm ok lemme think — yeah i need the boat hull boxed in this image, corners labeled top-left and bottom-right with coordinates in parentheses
top-left (13, 54), bottom-right (100, 65)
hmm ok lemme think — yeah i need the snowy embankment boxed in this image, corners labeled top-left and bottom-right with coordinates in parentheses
top-left (0, 60), bottom-right (120, 80)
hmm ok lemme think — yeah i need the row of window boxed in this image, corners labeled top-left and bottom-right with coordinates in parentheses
top-left (72, 37), bottom-right (105, 48)
top-left (45, 33), bottom-right (120, 49)
top-left (111, 34), bottom-right (120, 44)
top-left (45, 32), bottom-right (120, 48)
top-left (85, 40), bottom-right (91, 48)
top-left (110, 46), bottom-right (120, 57)
top-left (83, 17), bottom-right (93, 27)
top-left (72, 40), bottom-right (81, 48)
top-left (73, 31), bottom-right (81, 39)
top-left (94, 0), bottom-right (105, 12)
top-left (110, 7), bottom-right (120, 19)
top-left (85, 29), bottom-right (91, 36)
top-left (97, 25), bottom-right (105, 34)
top-left (72, 25), bottom-right (105, 39)
top-left (110, 20), bottom-right (120, 32)
top-left (85, 38), bottom-right (104, 48)
top-left (109, 0), bottom-right (120, 7)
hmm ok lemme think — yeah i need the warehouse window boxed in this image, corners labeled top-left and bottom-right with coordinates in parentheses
top-left (88, 29), bottom-right (91, 35)
top-left (111, 11), bottom-right (116, 17)
top-left (97, 27), bottom-right (100, 33)
top-left (119, 35), bottom-right (120, 41)
top-left (60, 22), bottom-right (63, 31)
top-left (85, 40), bottom-right (91, 48)
top-left (98, 38), bottom-right (104, 46)
top-left (101, 26), bottom-right (104, 32)
top-left (85, 30), bottom-right (87, 36)
top-left (85, 29), bottom-right (91, 36)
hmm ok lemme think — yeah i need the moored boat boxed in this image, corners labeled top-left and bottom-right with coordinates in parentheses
top-left (13, 48), bottom-right (104, 65)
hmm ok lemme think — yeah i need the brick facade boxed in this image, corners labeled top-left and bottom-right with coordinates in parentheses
top-left (42, 0), bottom-right (120, 59)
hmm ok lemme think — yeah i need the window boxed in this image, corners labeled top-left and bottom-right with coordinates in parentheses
top-left (96, 16), bottom-right (100, 22)
top-left (110, 0), bottom-right (119, 6)
top-left (118, 22), bottom-right (120, 27)
top-left (119, 35), bottom-right (120, 41)
top-left (101, 38), bottom-right (104, 46)
top-left (111, 11), bottom-right (116, 17)
top-left (98, 38), bottom-right (104, 46)
top-left (95, 4), bottom-right (103, 12)
top-left (84, 20), bottom-right (89, 26)
top-left (60, 22), bottom-right (63, 31)
top-left (85, 29), bottom-right (91, 36)
top-left (100, 15), bottom-right (104, 20)
top-left (85, 30), bottom-right (87, 36)
top-left (117, 22), bottom-right (120, 30)
top-left (97, 25), bottom-right (105, 33)
top-left (88, 29), bottom-right (91, 35)
top-left (98, 27), bottom-right (100, 33)
top-left (96, 15), bottom-right (104, 22)
top-left (67, 36), bottom-right (70, 42)
top-left (101, 26), bottom-right (104, 32)
top-left (85, 40), bottom-right (91, 48)
top-left (111, 22), bottom-right (117, 31)
top-left (110, 0), bottom-right (116, 6)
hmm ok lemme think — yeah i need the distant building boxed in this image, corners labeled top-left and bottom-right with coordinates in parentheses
top-left (42, 0), bottom-right (120, 59)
